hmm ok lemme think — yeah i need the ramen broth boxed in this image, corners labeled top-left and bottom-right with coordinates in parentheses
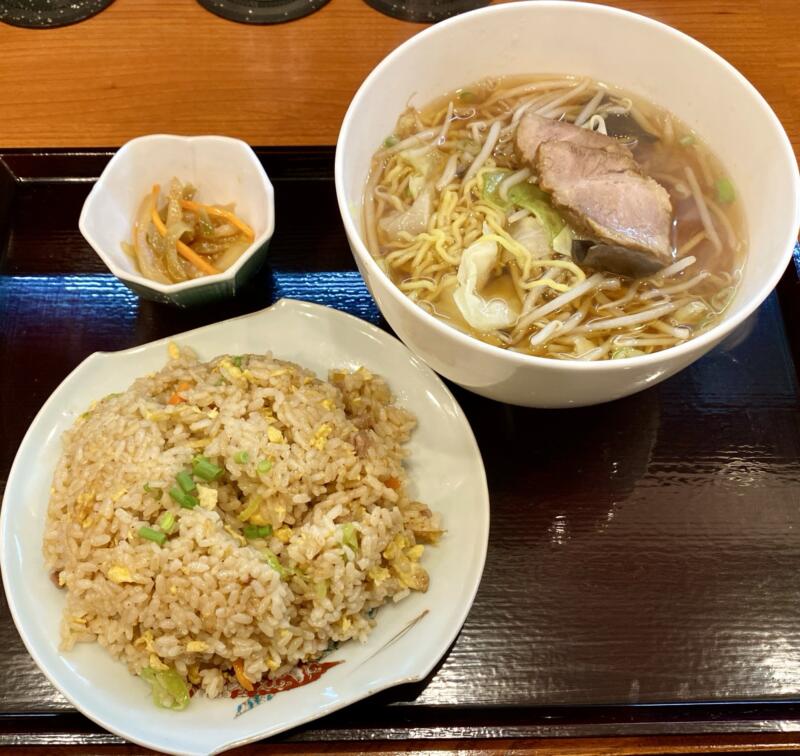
top-left (363, 75), bottom-right (745, 360)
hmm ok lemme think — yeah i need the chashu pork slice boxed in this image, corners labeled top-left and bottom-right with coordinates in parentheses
top-left (535, 140), bottom-right (672, 266)
top-left (514, 111), bottom-right (673, 276)
top-left (516, 111), bottom-right (632, 163)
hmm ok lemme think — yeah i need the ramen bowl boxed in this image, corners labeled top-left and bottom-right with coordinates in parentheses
top-left (335, 1), bottom-right (800, 407)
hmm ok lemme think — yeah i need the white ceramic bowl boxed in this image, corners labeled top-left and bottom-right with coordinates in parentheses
top-left (80, 135), bottom-right (275, 307)
top-left (336, 1), bottom-right (800, 408)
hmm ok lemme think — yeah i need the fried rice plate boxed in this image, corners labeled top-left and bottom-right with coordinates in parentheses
top-left (43, 347), bottom-right (441, 706)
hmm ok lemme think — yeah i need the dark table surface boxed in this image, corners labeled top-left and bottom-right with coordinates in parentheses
top-left (2, 149), bottom-right (800, 747)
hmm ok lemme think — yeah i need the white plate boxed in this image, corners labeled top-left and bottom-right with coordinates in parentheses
top-left (0, 299), bottom-right (489, 756)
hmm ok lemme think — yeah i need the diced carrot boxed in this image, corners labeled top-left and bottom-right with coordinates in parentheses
top-left (233, 659), bottom-right (254, 691)
top-left (167, 380), bottom-right (192, 405)
top-left (384, 476), bottom-right (401, 490)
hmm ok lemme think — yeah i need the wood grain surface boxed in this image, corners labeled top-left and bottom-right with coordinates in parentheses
top-left (0, 0), bottom-right (797, 153)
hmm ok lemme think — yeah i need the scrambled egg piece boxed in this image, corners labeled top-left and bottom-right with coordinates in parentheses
top-left (275, 526), bottom-right (292, 544)
top-left (135, 631), bottom-right (156, 653)
top-left (310, 423), bottom-right (332, 451)
top-left (186, 640), bottom-right (209, 653)
top-left (187, 665), bottom-right (202, 685)
top-left (167, 342), bottom-right (180, 360)
top-left (197, 484), bottom-right (218, 511)
top-left (368, 566), bottom-right (391, 585)
top-left (149, 654), bottom-right (169, 671)
top-left (382, 533), bottom-right (410, 561)
top-left (383, 534), bottom-right (429, 592)
top-left (267, 426), bottom-right (285, 444)
top-left (74, 490), bottom-right (96, 523)
top-left (107, 565), bottom-right (133, 584)
top-left (219, 358), bottom-right (244, 382)
top-left (321, 399), bottom-right (335, 411)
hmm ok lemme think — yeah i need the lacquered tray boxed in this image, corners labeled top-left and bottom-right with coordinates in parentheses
top-left (2, 148), bottom-right (800, 746)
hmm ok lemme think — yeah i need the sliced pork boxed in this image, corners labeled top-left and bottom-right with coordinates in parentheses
top-left (514, 112), bottom-right (673, 277)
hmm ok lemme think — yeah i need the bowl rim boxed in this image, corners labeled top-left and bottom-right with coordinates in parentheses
top-left (79, 134), bottom-right (276, 295)
top-left (335, 0), bottom-right (800, 372)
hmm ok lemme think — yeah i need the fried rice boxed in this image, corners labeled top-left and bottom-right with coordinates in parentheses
top-left (43, 346), bottom-right (441, 706)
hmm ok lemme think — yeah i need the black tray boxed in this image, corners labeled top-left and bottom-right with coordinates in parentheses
top-left (2, 148), bottom-right (800, 746)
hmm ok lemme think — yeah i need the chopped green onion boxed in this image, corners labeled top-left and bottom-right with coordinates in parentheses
top-left (679, 134), bottom-right (696, 146)
top-left (176, 470), bottom-right (196, 493)
top-left (261, 548), bottom-right (290, 578)
top-left (139, 667), bottom-right (190, 711)
top-left (382, 135), bottom-right (398, 148)
top-left (234, 451), bottom-right (250, 464)
top-left (143, 483), bottom-right (162, 498)
top-left (157, 511), bottom-right (176, 534)
top-left (256, 458), bottom-right (273, 474)
top-left (314, 579), bottom-right (328, 599)
top-left (138, 526), bottom-right (167, 546)
top-left (715, 177), bottom-right (736, 204)
top-left (457, 89), bottom-right (475, 102)
top-left (243, 524), bottom-right (273, 540)
top-left (232, 355), bottom-right (243, 369)
top-left (169, 486), bottom-right (198, 509)
top-left (192, 455), bottom-right (223, 481)
top-left (341, 523), bottom-right (359, 555)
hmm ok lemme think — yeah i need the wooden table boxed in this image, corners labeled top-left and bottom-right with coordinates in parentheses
top-left (0, 0), bottom-right (797, 155)
top-left (1, 2), bottom-right (800, 754)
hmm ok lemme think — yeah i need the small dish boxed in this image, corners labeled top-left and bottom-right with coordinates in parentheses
top-left (0, 299), bottom-right (489, 756)
top-left (79, 134), bottom-right (275, 307)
